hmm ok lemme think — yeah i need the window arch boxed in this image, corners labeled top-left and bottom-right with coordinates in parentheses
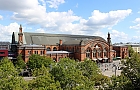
top-left (93, 48), bottom-right (96, 57)
top-left (97, 48), bottom-right (102, 57)
top-left (53, 47), bottom-right (57, 51)
top-left (47, 47), bottom-right (51, 51)
top-left (104, 48), bottom-right (107, 57)
top-left (86, 47), bottom-right (91, 58)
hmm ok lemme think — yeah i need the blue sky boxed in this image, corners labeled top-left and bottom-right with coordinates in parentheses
top-left (0, 0), bottom-right (140, 43)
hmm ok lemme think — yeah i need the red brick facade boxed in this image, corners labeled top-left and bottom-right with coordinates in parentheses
top-left (12, 25), bottom-right (129, 63)
top-left (113, 46), bottom-right (128, 59)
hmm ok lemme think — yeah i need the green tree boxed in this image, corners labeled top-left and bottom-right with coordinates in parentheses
top-left (27, 54), bottom-right (53, 69)
top-left (107, 75), bottom-right (133, 90)
top-left (128, 45), bottom-right (134, 57)
top-left (121, 52), bottom-right (140, 89)
top-left (0, 76), bottom-right (28, 90)
top-left (106, 48), bottom-right (140, 90)
top-left (32, 64), bottom-right (50, 77)
top-left (0, 57), bottom-right (28, 90)
top-left (77, 59), bottom-right (110, 89)
top-left (77, 59), bottom-right (100, 79)
top-left (29, 65), bottom-right (61, 90)
top-left (15, 54), bottom-right (26, 69)
top-left (50, 58), bottom-right (95, 89)
top-left (0, 57), bottom-right (18, 77)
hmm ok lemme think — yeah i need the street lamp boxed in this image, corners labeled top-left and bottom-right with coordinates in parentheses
top-left (113, 64), bottom-right (117, 77)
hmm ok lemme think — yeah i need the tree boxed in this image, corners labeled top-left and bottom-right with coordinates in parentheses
top-left (121, 52), bottom-right (140, 89)
top-left (0, 57), bottom-right (28, 90)
top-left (105, 47), bottom-right (140, 90)
top-left (77, 59), bottom-right (100, 79)
top-left (106, 74), bottom-right (133, 90)
top-left (0, 76), bottom-right (28, 90)
top-left (77, 59), bottom-right (110, 89)
top-left (50, 58), bottom-right (95, 89)
top-left (27, 54), bottom-right (53, 69)
top-left (128, 45), bottom-right (134, 57)
top-left (29, 65), bottom-right (61, 90)
top-left (0, 57), bottom-right (18, 78)
top-left (32, 65), bottom-right (50, 77)
top-left (14, 54), bottom-right (26, 69)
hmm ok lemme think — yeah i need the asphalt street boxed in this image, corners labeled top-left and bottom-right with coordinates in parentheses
top-left (98, 60), bottom-right (123, 77)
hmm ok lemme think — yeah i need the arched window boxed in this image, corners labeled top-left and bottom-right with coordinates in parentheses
top-left (93, 48), bottom-right (96, 57)
top-left (104, 48), bottom-right (107, 57)
top-left (98, 48), bottom-right (101, 57)
top-left (86, 48), bottom-right (91, 58)
top-left (34, 51), bottom-right (38, 54)
top-left (53, 47), bottom-right (57, 51)
top-left (47, 47), bottom-right (51, 51)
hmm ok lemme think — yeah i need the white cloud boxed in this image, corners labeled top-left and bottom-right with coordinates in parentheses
top-left (130, 36), bottom-right (140, 42)
top-left (0, 0), bottom-right (133, 42)
top-left (0, 15), bottom-right (3, 20)
top-left (35, 28), bottom-right (46, 33)
top-left (84, 9), bottom-right (132, 28)
top-left (110, 30), bottom-right (129, 43)
top-left (47, 0), bottom-right (65, 9)
top-left (0, 22), bottom-right (19, 41)
top-left (130, 18), bottom-right (140, 30)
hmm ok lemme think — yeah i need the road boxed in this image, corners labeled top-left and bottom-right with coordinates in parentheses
top-left (98, 60), bottom-right (123, 77)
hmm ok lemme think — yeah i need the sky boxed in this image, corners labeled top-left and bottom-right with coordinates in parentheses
top-left (0, 0), bottom-right (140, 44)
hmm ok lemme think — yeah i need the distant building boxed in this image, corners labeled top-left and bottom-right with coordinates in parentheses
top-left (130, 44), bottom-right (140, 53)
top-left (11, 25), bottom-right (116, 63)
top-left (113, 45), bottom-right (128, 59)
top-left (113, 43), bottom-right (140, 56)
top-left (0, 42), bottom-right (10, 59)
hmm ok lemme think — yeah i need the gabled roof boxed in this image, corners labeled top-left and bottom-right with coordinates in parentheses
top-left (14, 32), bottom-right (107, 45)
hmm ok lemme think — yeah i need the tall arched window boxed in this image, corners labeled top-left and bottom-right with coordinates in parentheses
top-left (86, 48), bottom-right (91, 58)
top-left (93, 48), bottom-right (96, 57)
top-left (53, 47), bottom-right (57, 51)
top-left (98, 48), bottom-right (101, 57)
top-left (47, 47), bottom-right (51, 51)
top-left (104, 48), bottom-right (107, 57)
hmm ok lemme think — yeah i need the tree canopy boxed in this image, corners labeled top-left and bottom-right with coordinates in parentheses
top-left (27, 54), bottom-right (53, 69)
top-left (107, 46), bottom-right (140, 89)
top-left (0, 57), bottom-right (28, 90)
top-left (14, 54), bottom-right (26, 69)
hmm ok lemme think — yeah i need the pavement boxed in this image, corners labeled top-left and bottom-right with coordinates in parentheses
top-left (23, 77), bottom-right (36, 81)
top-left (98, 60), bottom-right (123, 77)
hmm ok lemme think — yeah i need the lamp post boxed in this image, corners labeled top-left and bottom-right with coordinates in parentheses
top-left (113, 64), bottom-right (117, 77)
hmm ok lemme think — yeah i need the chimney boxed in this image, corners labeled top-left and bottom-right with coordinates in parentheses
top-left (59, 39), bottom-right (62, 45)
top-left (19, 24), bottom-right (22, 33)
top-left (18, 24), bottom-right (23, 45)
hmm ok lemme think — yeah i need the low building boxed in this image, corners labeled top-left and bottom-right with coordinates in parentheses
top-left (113, 45), bottom-right (128, 59)
top-left (0, 42), bottom-right (10, 59)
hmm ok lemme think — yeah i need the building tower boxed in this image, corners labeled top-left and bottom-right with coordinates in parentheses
top-left (18, 24), bottom-right (23, 45)
top-left (107, 32), bottom-right (111, 44)
top-left (107, 32), bottom-right (112, 62)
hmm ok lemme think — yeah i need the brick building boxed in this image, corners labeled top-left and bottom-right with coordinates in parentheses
top-left (113, 45), bottom-right (128, 59)
top-left (11, 25), bottom-right (116, 63)
top-left (0, 42), bottom-right (10, 59)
